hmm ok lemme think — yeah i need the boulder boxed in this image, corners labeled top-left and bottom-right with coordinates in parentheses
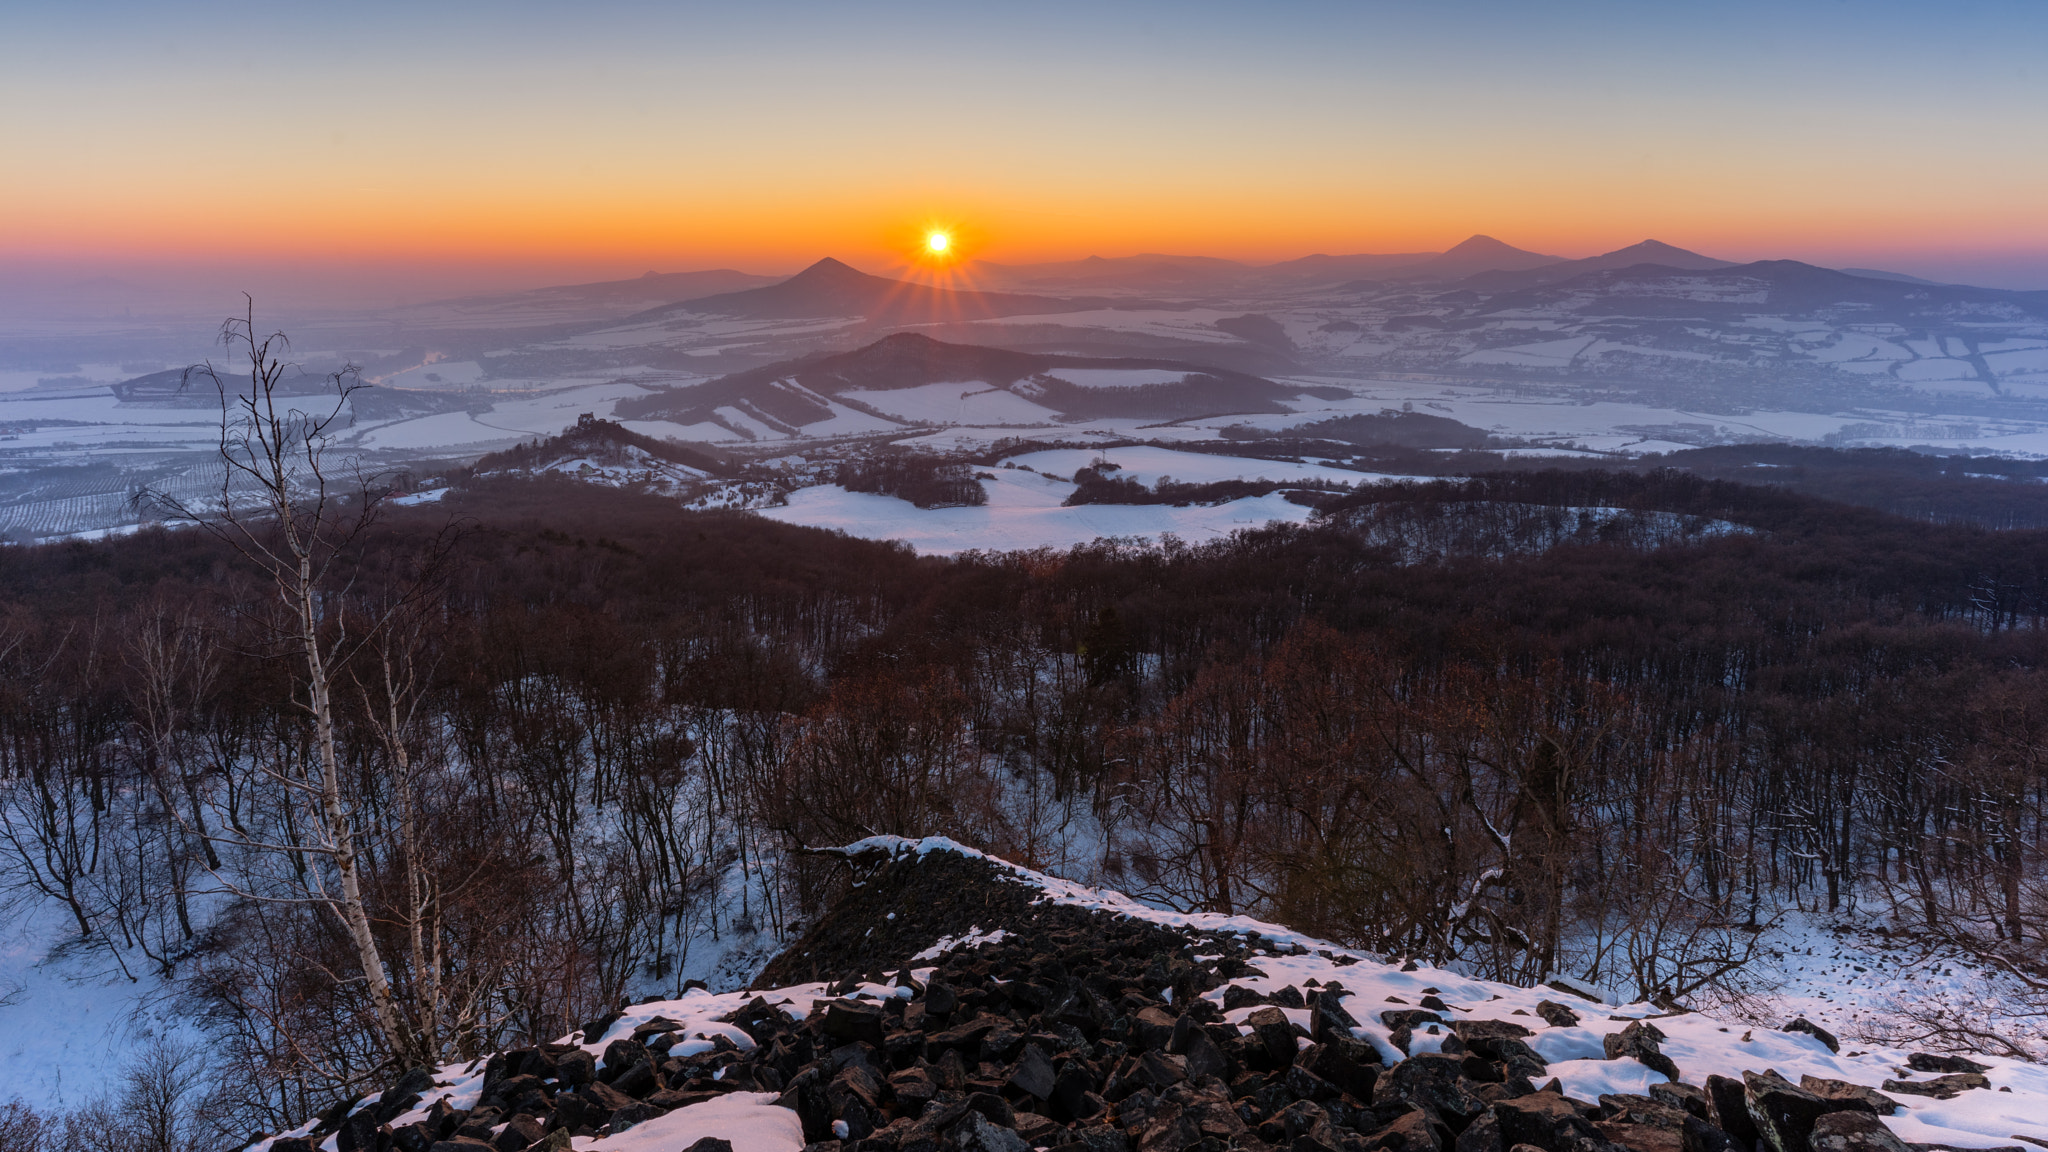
top-left (1248, 1007), bottom-right (1300, 1067)
top-left (1605, 1022), bottom-right (1681, 1083)
top-left (951, 1111), bottom-right (1033, 1152)
top-left (1492, 1090), bottom-right (1597, 1149)
top-left (606, 1101), bottom-right (668, 1134)
top-left (1647, 1082), bottom-right (1708, 1121)
top-left (1798, 1077), bottom-right (1898, 1116)
top-left (1904, 1054), bottom-right (1989, 1075)
top-left (1373, 1053), bottom-right (1488, 1128)
top-left (819, 999), bottom-right (888, 1046)
top-left (1534, 1002), bottom-right (1581, 1029)
top-left (492, 1115), bottom-right (548, 1151)
top-left (554, 1048), bottom-right (595, 1086)
top-left (1782, 1019), bottom-right (1841, 1054)
top-left (1808, 1112), bottom-right (1911, 1152)
top-left (1365, 1108), bottom-right (1442, 1152)
top-left (1878, 1075), bottom-right (1988, 1100)
top-left (1596, 1120), bottom-right (1684, 1152)
top-left (1703, 1076), bottom-right (1757, 1144)
top-left (1744, 1070), bottom-right (1836, 1152)
top-left (1009, 1044), bottom-right (1058, 1101)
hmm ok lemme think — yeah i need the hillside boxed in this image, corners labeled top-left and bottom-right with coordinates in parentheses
top-left (249, 839), bottom-right (2045, 1152)
top-left (642, 260), bottom-right (1096, 324)
top-left (612, 333), bottom-right (1324, 435)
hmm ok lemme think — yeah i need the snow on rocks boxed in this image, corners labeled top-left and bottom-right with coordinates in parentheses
top-left (249, 840), bottom-right (2046, 1152)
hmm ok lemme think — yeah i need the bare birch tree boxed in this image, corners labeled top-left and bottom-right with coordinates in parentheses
top-left (149, 300), bottom-right (415, 1065)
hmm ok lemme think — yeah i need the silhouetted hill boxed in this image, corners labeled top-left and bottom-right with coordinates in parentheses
top-left (644, 258), bottom-right (1094, 323)
top-left (1335, 234), bottom-right (1564, 287)
top-left (1460, 239), bottom-right (1735, 289)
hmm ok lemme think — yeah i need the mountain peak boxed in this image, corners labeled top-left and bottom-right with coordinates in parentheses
top-left (789, 256), bottom-right (870, 282)
top-left (1445, 234), bottom-right (1529, 254)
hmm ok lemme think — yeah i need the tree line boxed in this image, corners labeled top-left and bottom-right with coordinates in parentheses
top-left (4, 458), bottom-right (2048, 1143)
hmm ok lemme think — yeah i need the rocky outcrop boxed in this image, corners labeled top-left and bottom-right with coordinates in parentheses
top-left (271, 845), bottom-right (1998, 1152)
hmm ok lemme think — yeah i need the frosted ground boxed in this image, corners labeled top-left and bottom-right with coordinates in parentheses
top-left (238, 837), bottom-right (2048, 1152)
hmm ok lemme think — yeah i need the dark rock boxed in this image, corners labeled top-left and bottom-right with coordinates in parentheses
top-left (491, 1074), bottom-right (546, 1106)
top-left (1249, 1007), bottom-right (1300, 1067)
top-left (493, 1115), bottom-right (548, 1151)
top-left (1300, 1042), bottom-right (1378, 1100)
top-left (967, 1091), bottom-right (1016, 1129)
top-left (428, 1141), bottom-right (495, 1152)
top-left (1782, 1019), bottom-right (1840, 1055)
top-left (1744, 1070), bottom-right (1836, 1152)
top-left (1381, 1011), bottom-right (1444, 1031)
top-left (1604, 1022), bottom-right (1681, 1083)
top-left (685, 1141), bottom-right (737, 1152)
top-left (603, 1038), bottom-right (651, 1076)
top-left (1598, 1095), bottom-right (1690, 1127)
top-left (1051, 1062), bottom-right (1103, 1122)
top-left (551, 1092), bottom-right (601, 1134)
top-left (1904, 1053), bottom-right (1989, 1075)
top-left (632, 1016), bottom-right (683, 1040)
top-left (890, 1069), bottom-right (939, 1118)
top-left (607, 1100), bottom-right (668, 1134)
top-left (1797, 1078), bottom-right (1898, 1116)
top-left (1808, 1112), bottom-right (1911, 1152)
top-left (1596, 1120), bottom-right (1683, 1152)
top-left (1455, 1020), bottom-right (1534, 1043)
top-left (1362, 1108), bottom-right (1441, 1152)
top-left (1016, 1113), bottom-right (1067, 1146)
top-left (1492, 1091), bottom-right (1600, 1150)
top-left (1010, 1045), bottom-right (1058, 1100)
top-left (981, 1021), bottom-right (1027, 1064)
top-left (926, 983), bottom-right (960, 1017)
top-left (581, 1012), bottom-right (621, 1045)
top-left (555, 1049), bottom-right (595, 1086)
top-left (1534, 1002), bottom-right (1581, 1029)
top-left (927, 1015), bottom-right (1002, 1059)
top-left (611, 1060), bottom-right (659, 1099)
top-left (951, 1110), bottom-right (1031, 1152)
top-left (336, 1109), bottom-right (385, 1152)
top-left (1455, 1112), bottom-right (1503, 1152)
top-left (1703, 1076), bottom-right (1756, 1144)
top-left (1224, 986), bottom-right (1271, 1012)
top-left (1646, 1083), bottom-right (1707, 1121)
top-left (821, 1000), bottom-right (889, 1046)
top-left (1681, 1115), bottom-right (1742, 1152)
top-left (583, 1080), bottom-right (636, 1113)
top-left (392, 1125), bottom-right (438, 1152)
top-left (1879, 1075), bottom-right (1988, 1100)
top-left (1373, 1053), bottom-right (1487, 1128)
top-left (273, 1141), bottom-right (320, 1152)
top-left (1132, 1007), bottom-right (1179, 1053)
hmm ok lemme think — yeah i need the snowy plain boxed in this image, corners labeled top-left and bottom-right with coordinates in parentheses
top-left (758, 470), bottom-right (1322, 555)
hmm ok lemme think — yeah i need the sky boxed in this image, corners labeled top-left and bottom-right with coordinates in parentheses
top-left (4, 0), bottom-right (2048, 306)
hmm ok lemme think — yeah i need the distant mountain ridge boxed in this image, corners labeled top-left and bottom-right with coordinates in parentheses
top-left (645, 257), bottom-right (1099, 324)
top-left (1458, 239), bottom-right (1735, 289)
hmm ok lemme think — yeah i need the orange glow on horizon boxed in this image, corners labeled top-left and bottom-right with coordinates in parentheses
top-left (8, 180), bottom-right (2048, 288)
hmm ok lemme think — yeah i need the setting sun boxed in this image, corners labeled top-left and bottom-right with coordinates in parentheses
top-left (925, 231), bottom-right (951, 255)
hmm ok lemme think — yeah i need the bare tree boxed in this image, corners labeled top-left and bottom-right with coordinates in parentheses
top-left (149, 300), bottom-right (414, 1065)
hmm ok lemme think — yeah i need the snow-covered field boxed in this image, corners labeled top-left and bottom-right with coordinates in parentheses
top-left (759, 469), bottom-right (1321, 555)
top-left (1003, 445), bottom-right (1388, 487)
